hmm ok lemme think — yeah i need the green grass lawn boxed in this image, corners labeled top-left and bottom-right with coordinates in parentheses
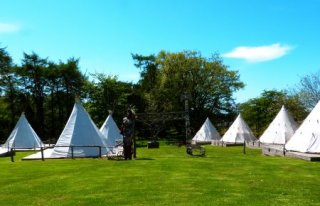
top-left (0, 145), bottom-right (320, 206)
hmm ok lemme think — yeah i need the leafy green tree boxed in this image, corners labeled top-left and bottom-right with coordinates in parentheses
top-left (59, 58), bottom-right (86, 110)
top-left (131, 54), bottom-right (159, 115)
top-left (85, 74), bottom-right (137, 127)
top-left (11, 53), bottom-right (87, 140)
top-left (0, 48), bottom-right (87, 141)
top-left (0, 47), bottom-right (21, 139)
top-left (43, 61), bottom-right (64, 139)
top-left (0, 47), bottom-right (13, 95)
top-left (46, 58), bottom-right (87, 140)
top-left (132, 54), bottom-right (158, 93)
top-left (17, 52), bottom-right (48, 137)
top-left (133, 50), bottom-right (244, 136)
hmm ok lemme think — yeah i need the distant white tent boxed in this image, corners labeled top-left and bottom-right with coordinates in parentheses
top-left (221, 114), bottom-right (257, 143)
top-left (2, 113), bottom-right (44, 149)
top-left (100, 114), bottom-right (122, 147)
top-left (285, 101), bottom-right (320, 153)
top-left (50, 102), bottom-right (107, 158)
top-left (192, 118), bottom-right (221, 143)
top-left (259, 106), bottom-right (298, 145)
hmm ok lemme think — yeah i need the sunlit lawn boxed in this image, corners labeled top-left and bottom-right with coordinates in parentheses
top-left (0, 145), bottom-right (319, 206)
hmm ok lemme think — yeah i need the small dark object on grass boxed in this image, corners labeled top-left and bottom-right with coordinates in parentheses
top-left (186, 144), bottom-right (205, 156)
top-left (147, 141), bottom-right (159, 149)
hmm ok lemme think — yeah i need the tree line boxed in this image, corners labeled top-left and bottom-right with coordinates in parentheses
top-left (0, 46), bottom-right (317, 143)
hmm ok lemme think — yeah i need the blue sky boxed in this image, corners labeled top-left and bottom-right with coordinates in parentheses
top-left (1, 0), bottom-right (320, 102)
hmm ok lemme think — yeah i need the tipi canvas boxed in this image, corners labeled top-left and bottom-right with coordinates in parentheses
top-left (192, 118), bottom-right (221, 143)
top-left (221, 114), bottom-right (256, 143)
top-left (2, 113), bottom-right (44, 149)
top-left (50, 102), bottom-right (107, 158)
top-left (285, 101), bottom-right (320, 153)
top-left (259, 106), bottom-right (298, 145)
top-left (100, 114), bottom-right (122, 147)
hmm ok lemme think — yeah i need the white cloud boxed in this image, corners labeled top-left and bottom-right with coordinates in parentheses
top-left (0, 22), bottom-right (21, 33)
top-left (222, 43), bottom-right (293, 62)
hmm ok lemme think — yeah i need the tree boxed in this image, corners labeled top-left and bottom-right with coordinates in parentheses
top-left (295, 71), bottom-right (320, 110)
top-left (44, 62), bottom-right (62, 139)
top-left (0, 48), bottom-right (88, 141)
top-left (131, 54), bottom-right (158, 114)
top-left (239, 90), bottom-right (308, 137)
top-left (59, 58), bottom-right (86, 109)
top-left (85, 74), bottom-right (136, 127)
top-left (0, 47), bottom-right (22, 137)
top-left (0, 47), bottom-right (16, 140)
top-left (17, 52), bottom-right (48, 137)
top-left (132, 53), bottom-right (158, 93)
top-left (133, 50), bottom-right (244, 136)
top-left (12, 54), bottom-right (87, 140)
top-left (159, 51), bottom-right (243, 130)
top-left (45, 58), bottom-right (87, 140)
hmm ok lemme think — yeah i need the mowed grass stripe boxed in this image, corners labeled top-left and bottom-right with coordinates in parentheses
top-left (0, 145), bottom-right (319, 206)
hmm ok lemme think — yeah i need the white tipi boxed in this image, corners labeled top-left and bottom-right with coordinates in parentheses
top-left (50, 102), bottom-right (107, 158)
top-left (100, 114), bottom-right (122, 147)
top-left (259, 106), bottom-right (298, 145)
top-left (221, 114), bottom-right (257, 143)
top-left (2, 113), bottom-right (44, 149)
top-left (192, 118), bottom-right (221, 143)
top-left (285, 101), bottom-right (320, 153)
